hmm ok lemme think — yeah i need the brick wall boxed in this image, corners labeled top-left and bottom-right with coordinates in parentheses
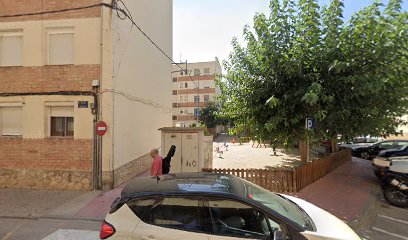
top-left (0, 138), bottom-right (92, 170)
top-left (0, 0), bottom-right (101, 22)
top-left (177, 88), bottom-right (216, 95)
top-left (0, 65), bottom-right (100, 93)
top-left (0, 138), bottom-right (93, 190)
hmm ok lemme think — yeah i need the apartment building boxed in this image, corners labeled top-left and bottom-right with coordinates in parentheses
top-left (0, 0), bottom-right (172, 190)
top-left (172, 58), bottom-right (222, 127)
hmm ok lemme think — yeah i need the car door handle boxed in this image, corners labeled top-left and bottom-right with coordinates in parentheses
top-left (142, 235), bottom-right (157, 240)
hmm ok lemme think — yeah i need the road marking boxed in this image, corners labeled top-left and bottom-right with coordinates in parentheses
top-left (372, 227), bottom-right (408, 240)
top-left (42, 229), bottom-right (99, 240)
top-left (378, 214), bottom-right (408, 225)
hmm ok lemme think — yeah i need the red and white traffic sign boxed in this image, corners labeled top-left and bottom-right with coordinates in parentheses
top-left (96, 121), bottom-right (107, 136)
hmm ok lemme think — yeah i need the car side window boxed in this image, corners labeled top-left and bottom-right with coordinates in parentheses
top-left (397, 141), bottom-right (408, 147)
top-left (378, 141), bottom-right (395, 149)
top-left (207, 199), bottom-right (280, 239)
top-left (144, 197), bottom-right (205, 233)
top-left (127, 198), bottom-right (156, 220)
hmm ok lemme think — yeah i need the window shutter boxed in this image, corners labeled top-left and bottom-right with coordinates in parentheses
top-left (1, 107), bottom-right (23, 135)
top-left (0, 32), bottom-right (22, 66)
top-left (50, 106), bottom-right (74, 117)
top-left (49, 32), bottom-right (74, 65)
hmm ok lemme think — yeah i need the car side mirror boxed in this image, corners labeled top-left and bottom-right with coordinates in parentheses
top-left (272, 230), bottom-right (284, 240)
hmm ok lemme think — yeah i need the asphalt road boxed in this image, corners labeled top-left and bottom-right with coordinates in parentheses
top-left (361, 196), bottom-right (408, 240)
top-left (0, 218), bottom-right (100, 240)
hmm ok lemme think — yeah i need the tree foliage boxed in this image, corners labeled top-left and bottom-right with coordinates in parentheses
top-left (218, 0), bottom-right (408, 144)
top-left (199, 102), bottom-right (224, 128)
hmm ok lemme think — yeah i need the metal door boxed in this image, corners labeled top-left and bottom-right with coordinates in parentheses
top-left (181, 133), bottom-right (199, 172)
top-left (164, 132), bottom-right (182, 173)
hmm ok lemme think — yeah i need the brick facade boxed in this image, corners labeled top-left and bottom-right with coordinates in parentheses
top-left (177, 88), bottom-right (216, 95)
top-left (176, 75), bottom-right (215, 82)
top-left (0, 138), bottom-right (92, 170)
top-left (0, 65), bottom-right (100, 93)
top-left (0, 138), bottom-right (93, 190)
top-left (0, 0), bottom-right (101, 22)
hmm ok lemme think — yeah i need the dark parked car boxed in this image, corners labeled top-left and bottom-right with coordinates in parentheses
top-left (353, 139), bottom-right (408, 160)
top-left (378, 146), bottom-right (408, 158)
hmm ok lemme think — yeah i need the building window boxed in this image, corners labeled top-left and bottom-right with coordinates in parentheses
top-left (180, 109), bottom-right (184, 114)
top-left (204, 68), bottom-right (210, 74)
top-left (179, 82), bottom-right (184, 89)
top-left (0, 30), bottom-right (23, 67)
top-left (204, 95), bottom-right (210, 102)
top-left (194, 95), bottom-right (200, 103)
top-left (173, 90), bottom-right (177, 95)
top-left (0, 106), bottom-right (23, 136)
top-left (194, 68), bottom-right (200, 76)
top-left (194, 108), bottom-right (199, 116)
top-left (172, 77), bottom-right (177, 82)
top-left (204, 81), bottom-right (210, 89)
top-left (49, 106), bottom-right (74, 137)
top-left (47, 28), bottom-right (74, 65)
top-left (172, 103), bottom-right (178, 108)
top-left (185, 82), bottom-right (188, 88)
top-left (172, 115), bottom-right (177, 121)
top-left (180, 71), bottom-right (184, 76)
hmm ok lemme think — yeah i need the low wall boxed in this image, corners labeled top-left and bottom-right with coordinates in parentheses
top-left (0, 138), bottom-right (93, 190)
top-left (102, 152), bottom-right (152, 190)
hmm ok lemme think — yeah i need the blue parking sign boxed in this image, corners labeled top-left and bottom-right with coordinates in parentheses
top-left (306, 118), bottom-right (315, 130)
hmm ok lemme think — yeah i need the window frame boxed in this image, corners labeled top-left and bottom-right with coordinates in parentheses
top-left (46, 105), bottom-right (75, 138)
top-left (0, 30), bottom-right (23, 67)
top-left (202, 197), bottom-right (291, 240)
top-left (204, 68), bottom-right (210, 75)
top-left (46, 27), bottom-right (75, 65)
top-left (194, 95), bottom-right (200, 103)
top-left (0, 105), bottom-right (23, 137)
top-left (204, 95), bottom-right (210, 103)
top-left (140, 195), bottom-right (210, 234)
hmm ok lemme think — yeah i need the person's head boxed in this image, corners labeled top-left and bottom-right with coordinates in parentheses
top-left (150, 148), bottom-right (159, 158)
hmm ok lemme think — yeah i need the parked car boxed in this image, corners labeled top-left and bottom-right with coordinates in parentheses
top-left (373, 146), bottom-right (408, 168)
top-left (100, 173), bottom-right (360, 240)
top-left (352, 139), bottom-right (408, 160)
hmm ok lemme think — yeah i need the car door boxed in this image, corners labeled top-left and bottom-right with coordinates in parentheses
top-left (373, 141), bottom-right (396, 155)
top-left (204, 198), bottom-right (292, 240)
top-left (133, 196), bottom-right (209, 240)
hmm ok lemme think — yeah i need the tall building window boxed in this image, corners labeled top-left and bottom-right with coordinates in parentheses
top-left (0, 106), bottom-right (23, 136)
top-left (185, 82), bottom-right (188, 88)
top-left (204, 68), bottom-right (210, 74)
top-left (194, 108), bottom-right (199, 116)
top-left (194, 95), bottom-right (200, 103)
top-left (173, 90), bottom-right (177, 95)
top-left (0, 30), bottom-right (23, 67)
top-left (172, 103), bottom-right (178, 108)
top-left (204, 95), bottom-right (210, 103)
top-left (172, 77), bottom-right (177, 82)
top-left (47, 28), bottom-right (74, 65)
top-left (49, 106), bottom-right (74, 137)
top-left (194, 68), bottom-right (200, 76)
top-left (179, 82), bottom-right (184, 89)
top-left (172, 116), bottom-right (177, 121)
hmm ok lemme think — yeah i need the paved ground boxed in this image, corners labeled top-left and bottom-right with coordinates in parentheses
top-left (213, 141), bottom-right (300, 169)
top-left (297, 157), bottom-right (408, 240)
top-left (0, 218), bottom-right (100, 240)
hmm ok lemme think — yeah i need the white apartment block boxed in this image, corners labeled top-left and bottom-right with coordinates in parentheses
top-left (172, 58), bottom-right (222, 127)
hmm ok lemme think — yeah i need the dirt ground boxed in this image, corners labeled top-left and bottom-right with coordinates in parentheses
top-left (212, 140), bottom-right (301, 169)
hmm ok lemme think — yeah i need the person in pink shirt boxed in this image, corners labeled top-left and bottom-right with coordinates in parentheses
top-left (150, 148), bottom-right (163, 177)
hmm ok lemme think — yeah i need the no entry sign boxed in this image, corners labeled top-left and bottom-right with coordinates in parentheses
top-left (96, 121), bottom-right (107, 136)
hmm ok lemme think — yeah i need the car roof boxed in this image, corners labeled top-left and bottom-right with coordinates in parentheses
top-left (122, 172), bottom-right (246, 198)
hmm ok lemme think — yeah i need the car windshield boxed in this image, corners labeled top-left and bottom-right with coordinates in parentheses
top-left (241, 179), bottom-right (312, 229)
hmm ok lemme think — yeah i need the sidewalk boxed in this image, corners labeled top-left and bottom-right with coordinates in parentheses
top-left (296, 157), bottom-right (379, 222)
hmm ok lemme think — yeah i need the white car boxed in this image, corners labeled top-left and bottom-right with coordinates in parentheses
top-left (100, 173), bottom-right (360, 240)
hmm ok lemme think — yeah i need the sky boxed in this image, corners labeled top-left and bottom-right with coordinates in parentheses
top-left (173, 0), bottom-right (408, 65)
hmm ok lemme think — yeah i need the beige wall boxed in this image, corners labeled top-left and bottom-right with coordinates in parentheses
top-left (0, 18), bottom-right (101, 66)
top-left (109, 0), bottom-right (173, 170)
top-left (0, 95), bottom-right (94, 139)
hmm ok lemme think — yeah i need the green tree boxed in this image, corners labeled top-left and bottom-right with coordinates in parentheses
top-left (199, 102), bottom-right (221, 129)
top-left (218, 0), bottom-right (408, 146)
